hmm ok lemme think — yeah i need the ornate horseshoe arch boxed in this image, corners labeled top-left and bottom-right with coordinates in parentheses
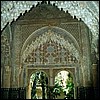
top-left (20, 26), bottom-right (81, 88)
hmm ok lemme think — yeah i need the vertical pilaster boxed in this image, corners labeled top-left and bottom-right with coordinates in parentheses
top-left (11, 25), bottom-right (21, 88)
top-left (92, 64), bottom-right (97, 87)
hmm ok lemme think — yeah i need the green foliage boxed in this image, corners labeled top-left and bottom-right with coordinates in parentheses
top-left (53, 73), bottom-right (74, 99)
top-left (53, 83), bottom-right (62, 95)
top-left (66, 76), bottom-right (74, 99)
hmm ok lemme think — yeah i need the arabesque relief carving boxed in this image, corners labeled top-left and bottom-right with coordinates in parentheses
top-left (22, 30), bottom-right (79, 65)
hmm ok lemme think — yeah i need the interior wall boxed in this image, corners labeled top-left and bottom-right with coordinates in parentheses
top-left (1, 3), bottom-right (97, 99)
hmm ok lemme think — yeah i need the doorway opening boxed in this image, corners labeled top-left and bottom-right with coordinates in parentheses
top-left (53, 70), bottom-right (74, 99)
top-left (30, 71), bottom-right (48, 99)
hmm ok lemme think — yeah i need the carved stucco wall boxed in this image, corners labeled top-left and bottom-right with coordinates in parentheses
top-left (1, 1), bottom-right (99, 57)
top-left (20, 26), bottom-right (80, 87)
top-left (80, 22), bottom-right (92, 86)
top-left (1, 3), bottom-right (95, 88)
top-left (1, 26), bottom-right (11, 88)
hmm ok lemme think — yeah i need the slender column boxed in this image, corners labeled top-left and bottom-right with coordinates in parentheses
top-left (49, 68), bottom-right (54, 86)
top-left (48, 68), bottom-right (54, 99)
